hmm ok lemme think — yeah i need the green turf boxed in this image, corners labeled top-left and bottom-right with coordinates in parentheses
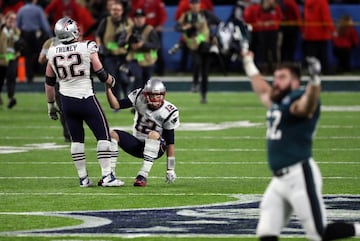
top-left (0, 91), bottom-right (359, 241)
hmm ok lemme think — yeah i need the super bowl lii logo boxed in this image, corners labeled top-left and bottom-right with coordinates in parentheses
top-left (1, 194), bottom-right (359, 238)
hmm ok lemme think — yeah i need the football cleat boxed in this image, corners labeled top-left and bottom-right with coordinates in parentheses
top-left (79, 175), bottom-right (93, 187)
top-left (98, 173), bottom-right (124, 187)
top-left (133, 175), bottom-right (147, 187)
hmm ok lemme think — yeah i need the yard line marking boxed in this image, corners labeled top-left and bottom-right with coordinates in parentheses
top-left (2, 136), bottom-right (360, 140)
top-left (1, 161), bottom-right (359, 165)
top-left (1, 124), bottom-right (359, 130)
top-left (0, 192), bottom-right (244, 196)
top-left (0, 176), bottom-right (357, 180)
top-left (0, 193), bottom-right (358, 197)
top-left (175, 148), bottom-right (360, 152)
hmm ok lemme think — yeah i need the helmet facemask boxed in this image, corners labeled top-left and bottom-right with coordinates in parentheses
top-left (143, 79), bottom-right (166, 110)
top-left (144, 92), bottom-right (165, 110)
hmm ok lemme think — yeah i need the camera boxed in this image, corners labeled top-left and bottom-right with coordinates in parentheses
top-left (129, 29), bottom-right (141, 44)
top-left (185, 13), bottom-right (198, 37)
top-left (116, 30), bottom-right (127, 47)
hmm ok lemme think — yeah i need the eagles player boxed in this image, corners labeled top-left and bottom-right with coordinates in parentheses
top-left (45, 17), bottom-right (124, 187)
top-left (242, 49), bottom-right (360, 241)
top-left (104, 78), bottom-right (180, 187)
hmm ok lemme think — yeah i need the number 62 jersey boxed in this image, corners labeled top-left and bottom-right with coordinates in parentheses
top-left (128, 88), bottom-right (180, 141)
top-left (47, 40), bottom-right (98, 99)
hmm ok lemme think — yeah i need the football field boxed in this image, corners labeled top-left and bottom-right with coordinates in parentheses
top-left (0, 91), bottom-right (359, 241)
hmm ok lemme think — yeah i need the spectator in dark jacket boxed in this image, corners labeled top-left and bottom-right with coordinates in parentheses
top-left (278, 0), bottom-right (301, 63)
top-left (302, 0), bottom-right (335, 74)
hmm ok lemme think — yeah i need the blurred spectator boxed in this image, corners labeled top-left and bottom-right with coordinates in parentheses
top-left (45, 0), bottom-right (96, 40)
top-left (131, 0), bottom-right (167, 76)
top-left (278, 0), bottom-right (301, 63)
top-left (95, 0), bottom-right (133, 100)
top-left (175, 0), bottom-right (213, 20)
top-left (0, 11), bottom-right (21, 108)
top-left (227, 0), bottom-right (251, 27)
top-left (243, 0), bottom-right (261, 65)
top-left (332, 15), bottom-right (359, 73)
top-left (220, 0), bottom-right (252, 72)
top-left (302, 0), bottom-right (335, 74)
top-left (175, 0), bottom-right (220, 104)
top-left (16, 0), bottom-right (51, 83)
top-left (38, 37), bottom-right (70, 142)
top-left (255, 0), bottom-right (283, 74)
top-left (86, 0), bottom-right (131, 37)
top-left (126, 8), bottom-right (160, 90)
top-left (173, 0), bottom-right (214, 73)
top-left (0, 0), bottom-right (24, 15)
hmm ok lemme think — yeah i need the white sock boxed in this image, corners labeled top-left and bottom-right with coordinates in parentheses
top-left (97, 140), bottom-right (112, 177)
top-left (110, 138), bottom-right (119, 176)
top-left (355, 223), bottom-right (360, 236)
top-left (74, 160), bottom-right (87, 178)
top-left (138, 160), bottom-right (153, 178)
top-left (71, 142), bottom-right (87, 178)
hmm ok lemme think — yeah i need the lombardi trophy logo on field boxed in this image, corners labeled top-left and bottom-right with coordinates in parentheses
top-left (1, 195), bottom-right (360, 238)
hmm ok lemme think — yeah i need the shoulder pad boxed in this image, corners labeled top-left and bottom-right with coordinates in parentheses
top-left (87, 40), bottom-right (99, 54)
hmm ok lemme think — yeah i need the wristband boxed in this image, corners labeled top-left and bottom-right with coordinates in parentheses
top-left (167, 157), bottom-right (175, 170)
top-left (243, 55), bottom-right (260, 77)
top-left (310, 75), bottom-right (321, 86)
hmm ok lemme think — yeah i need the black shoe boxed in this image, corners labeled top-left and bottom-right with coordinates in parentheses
top-left (7, 98), bottom-right (17, 109)
top-left (133, 175), bottom-right (147, 187)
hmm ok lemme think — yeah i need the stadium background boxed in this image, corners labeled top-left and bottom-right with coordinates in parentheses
top-left (161, 4), bottom-right (360, 71)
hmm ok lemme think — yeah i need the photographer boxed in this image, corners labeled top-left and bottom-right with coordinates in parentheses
top-left (175, 0), bottom-right (220, 104)
top-left (126, 8), bottom-right (160, 90)
top-left (95, 0), bottom-right (133, 101)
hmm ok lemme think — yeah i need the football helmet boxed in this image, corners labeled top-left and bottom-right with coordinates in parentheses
top-left (143, 78), bottom-right (166, 109)
top-left (54, 17), bottom-right (80, 43)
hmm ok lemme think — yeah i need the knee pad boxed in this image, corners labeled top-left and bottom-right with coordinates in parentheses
top-left (97, 140), bottom-right (111, 152)
top-left (71, 142), bottom-right (84, 154)
top-left (143, 138), bottom-right (160, 159)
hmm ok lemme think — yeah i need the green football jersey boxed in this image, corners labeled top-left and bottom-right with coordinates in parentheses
top-left (266, 88), bottom-right (320, 172)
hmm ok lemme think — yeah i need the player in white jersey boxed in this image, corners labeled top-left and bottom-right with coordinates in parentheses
top-left (104, 78), bottom-right (180, 187)
top-left (44, 17), bottom-right (124, 187)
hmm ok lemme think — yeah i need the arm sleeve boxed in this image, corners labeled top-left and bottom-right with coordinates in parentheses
top-left (118, 98), bottom-right (133, 109)
top-left (163, 129), bottom-right (175, 145)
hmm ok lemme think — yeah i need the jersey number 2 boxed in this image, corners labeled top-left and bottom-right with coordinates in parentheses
top-left (266, 110), bottom-right (282, 140)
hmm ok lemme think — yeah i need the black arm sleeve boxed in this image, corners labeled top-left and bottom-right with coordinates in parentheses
top-left (95, 68), bottom-right (109, 82)
top-left (118, 98), bottom-right (133, 109)
top-left (45, 76), bottom-right (57, 86)
top-left (163, 129), bottom-right (175, 145)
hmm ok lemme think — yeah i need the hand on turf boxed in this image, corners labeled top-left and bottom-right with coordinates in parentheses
top-left (165, 170), bottom-right (176, 184)
top-left (47, 102), bottom-right (60, 120)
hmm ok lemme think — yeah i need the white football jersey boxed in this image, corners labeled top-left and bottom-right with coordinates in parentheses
top-left (47, 40), bottom-right (98, 99)
top-left (128, 88), bottom-right (180, 141)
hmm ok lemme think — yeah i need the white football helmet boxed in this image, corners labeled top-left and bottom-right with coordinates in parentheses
top-left (54, 17), bottom-right (80, 43)
top-left (143, 78), bottom-right (166, 109)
